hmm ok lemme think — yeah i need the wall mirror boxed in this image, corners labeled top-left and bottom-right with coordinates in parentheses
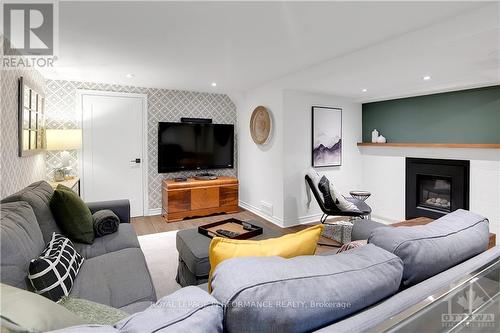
top-left (18, 77), bottom-right (46, 157)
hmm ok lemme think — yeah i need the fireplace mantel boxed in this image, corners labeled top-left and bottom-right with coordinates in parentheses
top-left (357, 143), bottom-right (500, 149)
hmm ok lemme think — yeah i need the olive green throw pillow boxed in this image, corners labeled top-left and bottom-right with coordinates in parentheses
top-left (50, 184), bottom-right (94, 244)
top-left (59, 297), bottom-right (129, 325)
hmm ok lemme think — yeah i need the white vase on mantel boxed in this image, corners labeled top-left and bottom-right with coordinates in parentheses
top-left (377, 135), bottom-right (387, 143)
top-left (371, 129), bottom-right (379, 143)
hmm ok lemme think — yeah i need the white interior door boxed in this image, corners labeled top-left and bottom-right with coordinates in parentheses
top-left (81, 92), bottom-right (146, 217)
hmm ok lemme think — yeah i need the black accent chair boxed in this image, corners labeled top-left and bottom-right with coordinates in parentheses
top-left (305, 175), bottom-right (372, 223)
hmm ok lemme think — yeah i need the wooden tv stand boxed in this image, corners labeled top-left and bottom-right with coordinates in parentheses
top-left (162, 176), bottom-right (239, 222)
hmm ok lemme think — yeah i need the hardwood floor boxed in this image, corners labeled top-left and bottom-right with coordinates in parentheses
top-left (132, 211), bottom-right (498, 256)
top-left (131, 208), bottom-right (342, 254)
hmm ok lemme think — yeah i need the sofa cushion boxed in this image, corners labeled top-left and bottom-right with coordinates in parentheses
top-left (0, 202), bottom-right (45, 289)
top-left (368, 209), bottom-right (489, 287)
top-left (210, 244), bottom-right (403, 333)
top-left (50, 185), bottom-right (95, 244)
top-left (118, 301), bottom-right (154, 314)
top-left (0, 283), bottom-right (85, 332)
top-left (351, 219), bottom-right (387, 241)
top-left (70, 248), bottom-right (156, 310)
top-left (1, 181), bottom-right (61, 243)
top-left (74, 223), bottom-right (140, 259)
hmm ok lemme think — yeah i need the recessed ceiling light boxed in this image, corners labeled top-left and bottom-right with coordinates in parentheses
top-left (211, 82), bottom-right (217, 87)
top-left (126, 73), bottom-right (135, 79)
top-left (362, 88), bottom-right (368, 92)
top-left (423, 75), bottom-right (431, 81)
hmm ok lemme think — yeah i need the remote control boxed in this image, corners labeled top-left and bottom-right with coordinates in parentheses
top-left (216, 229), bottom-right (240, 238)
top-left (242, 222), bottom-right (254, 231)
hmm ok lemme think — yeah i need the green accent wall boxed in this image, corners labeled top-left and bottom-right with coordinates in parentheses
top-left (362, 85), bottom-right (500, 144)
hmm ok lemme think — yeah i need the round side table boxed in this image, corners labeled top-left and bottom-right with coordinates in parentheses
top-left (349, 190), bottom-right (371, 201)
top-left (350, 191), bottom-right (371, 220)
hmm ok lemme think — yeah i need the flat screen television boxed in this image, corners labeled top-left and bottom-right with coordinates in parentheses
top-left (158, 122), bottom-right (234, 173)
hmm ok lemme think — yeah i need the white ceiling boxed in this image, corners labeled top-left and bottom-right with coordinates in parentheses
top-left (41, 1), bottom-right (499, 101)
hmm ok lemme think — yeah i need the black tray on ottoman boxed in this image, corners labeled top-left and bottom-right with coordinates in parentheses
top-left (198, 218), bottom-right (263, 239)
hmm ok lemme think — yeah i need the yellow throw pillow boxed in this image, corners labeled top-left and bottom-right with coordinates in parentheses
top-left (208, 224), bottom-right (323, 292)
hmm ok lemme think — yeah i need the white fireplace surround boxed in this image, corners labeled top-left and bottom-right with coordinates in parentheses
top-left (361, 147), bottom-right (500, 244)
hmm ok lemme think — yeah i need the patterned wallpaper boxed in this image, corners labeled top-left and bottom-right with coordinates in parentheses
top-left (0, 35), bottom-right (47, 199)
top-left (45, 80), bottom-right (237, 210)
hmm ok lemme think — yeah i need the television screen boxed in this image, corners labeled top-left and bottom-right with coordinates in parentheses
top-left (158, 122), bottom-right (234, 173)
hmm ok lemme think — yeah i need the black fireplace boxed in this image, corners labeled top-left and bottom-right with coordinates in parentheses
top-left (406, 158), bottom-right (469, 219)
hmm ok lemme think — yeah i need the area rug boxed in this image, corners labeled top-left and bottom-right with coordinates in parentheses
top-left (138, 231), bottom-right (182, 299)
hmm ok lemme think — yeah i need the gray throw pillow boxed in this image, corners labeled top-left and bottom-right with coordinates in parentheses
top-left (369, 209), bottom-right (490, 287)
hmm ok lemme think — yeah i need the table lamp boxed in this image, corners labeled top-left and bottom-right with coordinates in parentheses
top-left (46, 129), bottom-right (82, 181)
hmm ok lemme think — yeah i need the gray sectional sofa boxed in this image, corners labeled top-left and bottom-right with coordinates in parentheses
top-left (0, 181), bottom-right (157, 313)
top-left (1, 181), bottom-right (499, 333)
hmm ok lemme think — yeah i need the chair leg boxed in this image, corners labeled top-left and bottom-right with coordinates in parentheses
top-left (320, 214), bottom-right (327, 224)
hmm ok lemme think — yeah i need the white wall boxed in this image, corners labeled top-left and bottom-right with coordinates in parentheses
top-left (237, 84), bottom-right (285, 225)
top-left (237, 88), bottom-right (364, 227)
top-left (361, 154), bottom-right (405, 222)
top-left (361, 147), bottom-right (500, 240)
top-left (0, 40), bottom-right (47, 198)
top-left (282, 90), bottom-right (363, 226)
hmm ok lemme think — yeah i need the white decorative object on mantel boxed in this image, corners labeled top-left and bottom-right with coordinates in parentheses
top-left (377, 135), bottom-right (387, 143)
top-left (371, 129), bottom-right (379, 143)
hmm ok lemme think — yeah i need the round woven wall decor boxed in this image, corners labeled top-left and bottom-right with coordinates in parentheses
top-left (250, 106), bottom-right (271, 145)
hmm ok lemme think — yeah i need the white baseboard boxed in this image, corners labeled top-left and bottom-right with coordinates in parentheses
top-left (239, 203), bottom-right (356, 228)
top-left (239, 201), bottom-right (284, 227)
top-left (147, 208), bottom-right (162, 216)
top-left (287, 213), bottom-right (323, 226)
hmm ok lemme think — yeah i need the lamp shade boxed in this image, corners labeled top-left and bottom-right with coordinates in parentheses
top-left (46, 129), bottom-right (82, 151)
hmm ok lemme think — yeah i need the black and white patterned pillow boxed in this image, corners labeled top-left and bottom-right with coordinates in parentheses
top-left (28, 233), bottom-right (84, 301)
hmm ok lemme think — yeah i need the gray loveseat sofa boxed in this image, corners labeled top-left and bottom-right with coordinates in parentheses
top-left (0, 181), bottom-right (157, 313)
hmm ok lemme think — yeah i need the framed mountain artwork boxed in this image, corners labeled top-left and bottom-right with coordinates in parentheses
top-left (312, 106), bottom-right (342, 167)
